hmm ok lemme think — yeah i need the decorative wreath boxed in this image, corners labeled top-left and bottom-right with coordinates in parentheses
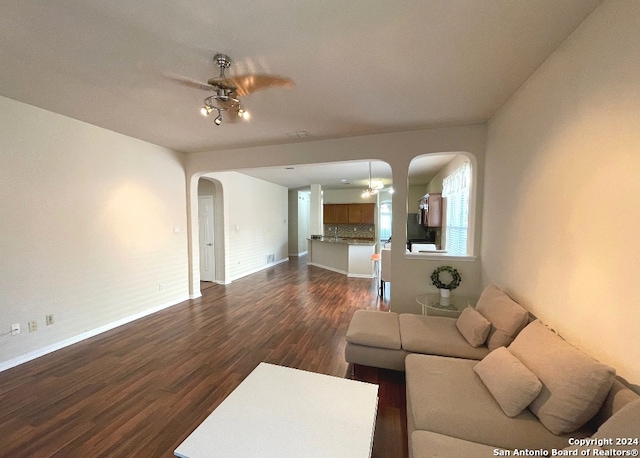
top-left (431, 266), bottom-right (461, 290)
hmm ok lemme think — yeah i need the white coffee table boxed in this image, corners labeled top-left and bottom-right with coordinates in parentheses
top-left (174, 362), bottom-right (379, 458)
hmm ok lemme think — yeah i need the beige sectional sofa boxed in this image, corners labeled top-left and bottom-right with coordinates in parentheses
top-left (345, 285), bottom-right (640, 457)
top-left (406, 322), bottom-right (640, 457)
top-left (345, 284), bottom-right (528, 371)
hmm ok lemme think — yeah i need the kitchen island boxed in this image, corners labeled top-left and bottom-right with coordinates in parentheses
top-left (307, 237), bottom-right (376, 278)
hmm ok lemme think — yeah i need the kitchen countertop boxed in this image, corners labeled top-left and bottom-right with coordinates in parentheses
top-left (309, 237), bottom-right (376, 246)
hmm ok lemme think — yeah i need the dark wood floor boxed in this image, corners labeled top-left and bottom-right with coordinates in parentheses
top-left (0, 256), bottom-right (407, 458)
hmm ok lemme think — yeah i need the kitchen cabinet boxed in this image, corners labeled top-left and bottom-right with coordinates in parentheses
top-left (360, 203), bottom-right (375, 224)
top-left (324, 203), bottom-right (375, 225)
top-left (420, 193), bottom-right (442, 227)
top-left (348, 204), bottom-right (362, 223)
top-left (335, 205), bottom-right (349, 223)
top-left (323, 204), bottom-right (335, 224)
top-left (324, 204), bottom-right (349, 224)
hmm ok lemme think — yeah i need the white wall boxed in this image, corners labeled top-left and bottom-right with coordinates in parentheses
top-left (408, 185), bottom-right (428, 208)
top-left (426, 154), bottom-right (467, 194)
top-left (323, 189), bottom-right (377, 204)
top-left (0, 96), bottom-right (189, 369)
top-left (483, 0), bottom-right (640, 385)
top-left (201, 171), bottom-right (289, 282)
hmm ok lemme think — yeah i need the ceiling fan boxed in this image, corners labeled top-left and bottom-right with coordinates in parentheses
top-left (168, 53), bottom-right (294, 125)
top-left (362, 162), bottom-right (385, 198)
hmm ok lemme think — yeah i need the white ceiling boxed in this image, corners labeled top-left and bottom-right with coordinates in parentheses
top-left (239, 154), bottom-right (458, 191)
top-left (0, 0), bottom-right (601, 188)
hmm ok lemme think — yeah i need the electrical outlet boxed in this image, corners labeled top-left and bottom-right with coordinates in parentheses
top-left (28, 321), bottom-right (38, 332)
top-left (11, 323), bottom-right (21, 336)
top-left (46, 314), bottom-right (54, 326)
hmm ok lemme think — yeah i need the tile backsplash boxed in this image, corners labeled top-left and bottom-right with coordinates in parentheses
top-left (324, 224), bottom-right (375, 239)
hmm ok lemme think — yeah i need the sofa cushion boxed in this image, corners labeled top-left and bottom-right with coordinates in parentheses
top-left (475, 284), bottom-right (529, 350)
top-left (345, 310), bottom-right (401, 350)
top-left (411, 431), bottom-right (499, 458)
top-left (405, 354), bottom-right (578, 450)
top-left (593, 399), bottom-right (640, 442)
top-left (563, 401), bottom-right (640, 453)
top-left (591, 378), bottom-right (640, 427)
top-left (509, 320), bottom-right (616, 435)
top-left (456, 306), bottom-right (491, 347)
top-left (399, 314), bottom-right (490, 360)
top-left (473, 346), bottom-right (542, 417)
top-left (344, 342), bottom-right (408, 372)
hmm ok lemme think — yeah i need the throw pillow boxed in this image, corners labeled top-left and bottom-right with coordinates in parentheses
top-left (475, 284), bottom-right (529, 351)
top-left (456, 306), bottom-right (491, 347)
top-left (509, 320), bottom-right (616, 435)
top-left (473, 346), bottom-right (543, 417)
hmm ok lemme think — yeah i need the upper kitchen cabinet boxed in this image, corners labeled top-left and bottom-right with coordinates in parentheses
top-left (324, 204), bottom-right (349, 224)
top-left (348, 204), bottom-right (362, 223)
top-left (358, 203), bottom-right (375, 224)
top-left (419, 193), bottom-right (442, 227)
top-left (324, 203), bottom-right (375, 225)
top-left (335, 205), bottom-right (349, 223)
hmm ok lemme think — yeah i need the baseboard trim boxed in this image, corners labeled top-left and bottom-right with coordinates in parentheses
top-left (307, 262), bottom-right (348, 276)
top-left (288, 251), bottom-right (308, 257)
top-left (226, 258), bottom-right (289, 283)
top-left (0, 295), bottom-right (190, 373)
top-left (348, 273), bottom-right (375, 279)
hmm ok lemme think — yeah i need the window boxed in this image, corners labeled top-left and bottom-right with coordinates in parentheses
top-left (379, 200), bottom-right (392, 243)
top-left (442, 162), bottom-right (470, 255)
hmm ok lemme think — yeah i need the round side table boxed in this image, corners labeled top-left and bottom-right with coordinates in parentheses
top-left (415, 294), bottom-right (477, 317)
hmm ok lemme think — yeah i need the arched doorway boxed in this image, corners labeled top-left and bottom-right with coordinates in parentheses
top-left (196, 177), bottom-right (225, 287)
top-left (407, 153), bottom-right (475, 256)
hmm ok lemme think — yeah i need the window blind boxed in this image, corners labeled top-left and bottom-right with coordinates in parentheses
top-left (442, 163), bottom-right (470, 255)
top-left (379, 201), bottom-right (392, 242)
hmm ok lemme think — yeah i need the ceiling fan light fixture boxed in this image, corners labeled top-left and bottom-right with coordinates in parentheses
top-left (169, 52), bottom-right (293, 126)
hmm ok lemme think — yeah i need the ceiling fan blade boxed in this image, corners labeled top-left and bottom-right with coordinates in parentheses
top-left (164, 73), bottom-right (216, 92)
top-left (221, 74), bottom-right (295, 97)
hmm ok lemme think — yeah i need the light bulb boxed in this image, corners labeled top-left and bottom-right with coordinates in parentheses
top-left (241, 110), bottom-right (250, 120)
top-left (200, 106), bottom-right (210, 116)
top-left (214, 114), bottom-right (222, 125)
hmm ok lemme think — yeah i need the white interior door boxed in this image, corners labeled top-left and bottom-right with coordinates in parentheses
top-left (198, 196), bottom-right (215, 282)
